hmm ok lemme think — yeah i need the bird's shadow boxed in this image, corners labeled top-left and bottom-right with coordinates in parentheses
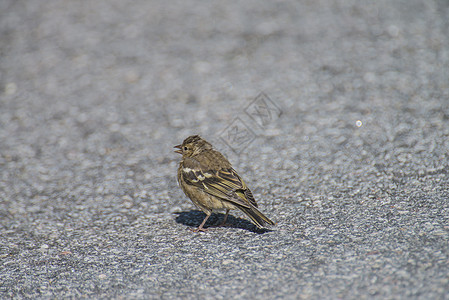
top-left (174, 210), bottom-right (272, 234)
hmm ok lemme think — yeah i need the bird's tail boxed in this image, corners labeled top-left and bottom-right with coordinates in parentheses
top-left (237, 205), bottom-right (275, 228)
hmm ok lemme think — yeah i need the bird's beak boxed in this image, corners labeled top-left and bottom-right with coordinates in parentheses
top-left (174, 144), bottom-right (182, 154)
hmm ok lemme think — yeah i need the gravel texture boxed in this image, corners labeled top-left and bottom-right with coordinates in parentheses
top-left (1, 0), bottom-right (449, 299)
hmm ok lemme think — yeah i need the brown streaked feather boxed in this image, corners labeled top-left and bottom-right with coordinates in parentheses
top-left (237, 205), bottom-right (275, 228)
top-left (181, 157), bottom-right (258, 209)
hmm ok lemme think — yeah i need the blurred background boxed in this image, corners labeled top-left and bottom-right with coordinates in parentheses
top-left (1, 0), bottom-right (449, 298)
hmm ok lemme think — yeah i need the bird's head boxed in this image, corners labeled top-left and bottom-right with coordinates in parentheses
top-left (174, 135), bottom-right (212, 158)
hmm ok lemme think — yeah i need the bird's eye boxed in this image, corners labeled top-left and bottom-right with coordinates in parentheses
top-left (183, 146), bottom-right (188, 151)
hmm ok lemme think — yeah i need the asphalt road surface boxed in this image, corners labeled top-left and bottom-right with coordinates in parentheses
top-left (1, 0), bottom-right (449, 299)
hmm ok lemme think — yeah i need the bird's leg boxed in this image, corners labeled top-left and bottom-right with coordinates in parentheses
top-left (219, 209), bottom-right (230, 227)
top-left (192, 214), bottom-right (211, 232)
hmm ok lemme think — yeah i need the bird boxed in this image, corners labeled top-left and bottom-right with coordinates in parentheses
top-left (174, 135), bottom-right (274, 232)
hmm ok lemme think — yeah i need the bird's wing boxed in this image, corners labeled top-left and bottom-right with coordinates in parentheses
top-left (181, 158), bottom-right (257, 208)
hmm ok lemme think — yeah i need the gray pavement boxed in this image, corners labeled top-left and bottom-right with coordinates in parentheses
top-left (1, 0), bottom-right (449, 299)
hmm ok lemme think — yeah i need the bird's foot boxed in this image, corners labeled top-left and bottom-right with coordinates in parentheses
top-left (218, 221), bottom-right (229, 227)
top-left (191, 227), bottom-right (208, 232)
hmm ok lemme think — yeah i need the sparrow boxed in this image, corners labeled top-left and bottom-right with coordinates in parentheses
top-left (174, 135), bottom-right (274, 232)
